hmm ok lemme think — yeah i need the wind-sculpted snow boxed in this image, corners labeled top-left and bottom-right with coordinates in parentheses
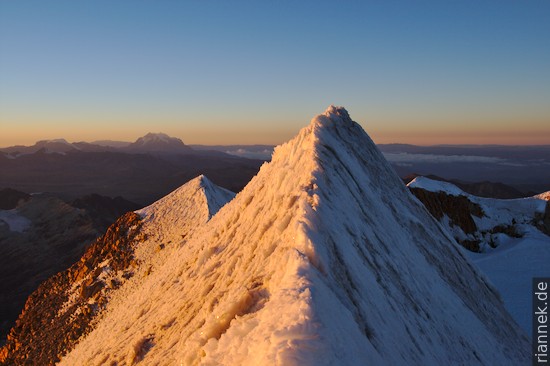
top-left (60, 106), bottom-right (529, 365)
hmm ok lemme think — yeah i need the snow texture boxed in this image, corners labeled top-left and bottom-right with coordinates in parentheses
top-left (467, 230), bottom-right (550, 335)
top-left (408, 175), bottom-right (550, 334)
top-left (60, 106), bottom-right (529, 365)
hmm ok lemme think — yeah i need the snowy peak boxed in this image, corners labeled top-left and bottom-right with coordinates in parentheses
top-left (137, 132), bottom-right (177, 144)
top-left (127, 132), bottom-right (193, 153)
top-left (137, 175), bottom-right (235, 242)
top-left (317, 105), bottom-right (353, 126)
top-left (57, 106), bottom-right (529, 365)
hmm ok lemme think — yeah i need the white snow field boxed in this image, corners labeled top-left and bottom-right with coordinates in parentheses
top-left (409, 176), bottom-right (550, 335)
top-left (60, 106), bottom-right (529, 365)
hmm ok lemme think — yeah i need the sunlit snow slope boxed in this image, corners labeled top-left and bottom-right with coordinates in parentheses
top-left (60, 106), bottom-right (529, 366)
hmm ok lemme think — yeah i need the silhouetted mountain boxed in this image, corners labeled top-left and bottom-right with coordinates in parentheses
top-left (0, 189), bottom-right (31, 210)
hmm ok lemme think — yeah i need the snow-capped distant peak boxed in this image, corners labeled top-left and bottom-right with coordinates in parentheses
top-left (140, 132), bottom-right (173, 142)
top-left (134, 132), bottom-right (182, 144)
top-left (128, 132), bottom-right (192, 152)
top-left (407, 176), bottom-right (466, 196)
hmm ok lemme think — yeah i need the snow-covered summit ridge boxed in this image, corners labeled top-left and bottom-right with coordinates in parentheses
top-left (137, 175), bottom-right (234, 242)
top-left (138, 174), bottom-right (234, 217)
top-left (315, 105), bottom-right (353, 126)
top-left (61, 106), bottom-right (529, 365)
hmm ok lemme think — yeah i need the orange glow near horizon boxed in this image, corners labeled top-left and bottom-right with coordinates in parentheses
top-left (1, 119), bottom-right (549, 148)
top-left (1, 106), bottom-right (549, 147)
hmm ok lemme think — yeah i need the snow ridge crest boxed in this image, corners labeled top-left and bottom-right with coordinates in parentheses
top-left (58, 106), bottom-right (529, 366)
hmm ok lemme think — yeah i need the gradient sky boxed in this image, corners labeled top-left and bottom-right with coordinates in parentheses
top-left (1, 0), bottom-right (549, 147)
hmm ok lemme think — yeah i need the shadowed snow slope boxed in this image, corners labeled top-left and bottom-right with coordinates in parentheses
top-left (60, 106), bottom-right (529, 366)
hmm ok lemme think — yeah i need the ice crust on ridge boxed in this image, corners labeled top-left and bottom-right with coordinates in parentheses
top-left (61, 106), bottom-right (529, 365)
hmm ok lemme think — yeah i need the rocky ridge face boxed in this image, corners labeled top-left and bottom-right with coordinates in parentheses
top-left (0, 212), bottom-right (143, 365)
top-left (0, 192), bottom-right (141, 346)
top-left (408, 176), bottom-right (549, 252)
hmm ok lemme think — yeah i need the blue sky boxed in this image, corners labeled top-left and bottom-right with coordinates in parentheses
top-left (1, 1), bottom-right (549, 145)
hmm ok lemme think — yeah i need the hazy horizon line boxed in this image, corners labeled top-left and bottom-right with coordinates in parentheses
top-left (2, 135), bottom-right (550, 150)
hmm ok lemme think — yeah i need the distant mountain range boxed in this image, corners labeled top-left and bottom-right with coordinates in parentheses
top-left (2, 133), bottom-right (549, 203)
top-left (0, 133), bottom-right (263, 206)
top-left (1, 133), bottom-right (197, 156)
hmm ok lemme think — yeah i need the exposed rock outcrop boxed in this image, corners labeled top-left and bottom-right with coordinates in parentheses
top-left (0, 212), bottom-right (144, 365)
top-left (409, 187), bottom-right (484, 233)
top-left (409, 177), bottom-right (548, 252)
